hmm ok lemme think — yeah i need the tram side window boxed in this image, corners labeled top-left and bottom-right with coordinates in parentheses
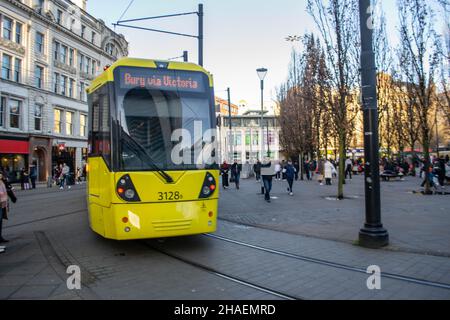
top-left (89, 85), bottom-right (111, 167)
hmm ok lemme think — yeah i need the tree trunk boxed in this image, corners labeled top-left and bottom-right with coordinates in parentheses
top-left (337, 130), bottom-right (346, 200)
top-left (423, 137), bottom-right (431, 194)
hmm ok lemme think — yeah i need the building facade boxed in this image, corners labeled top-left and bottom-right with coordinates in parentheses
top-left (217, 110), bottom-right (282, 164)
top-left (0, 0), bottom-right (128, 182)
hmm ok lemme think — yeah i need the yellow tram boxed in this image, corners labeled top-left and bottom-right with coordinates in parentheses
top-left (86, 58), bottom-right (219, 240)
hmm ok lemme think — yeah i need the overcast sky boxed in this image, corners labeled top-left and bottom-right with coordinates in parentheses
top-left (87, 0), bottom-right (443, 107)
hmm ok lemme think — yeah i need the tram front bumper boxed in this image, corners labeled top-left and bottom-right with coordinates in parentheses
top-left (102, 199), bottom-right (218, 240)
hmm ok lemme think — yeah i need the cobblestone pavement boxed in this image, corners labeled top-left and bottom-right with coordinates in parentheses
top-left (218, 175), bottom-right (450, 256)
top-left (0, 178), bottom-right (449, 300)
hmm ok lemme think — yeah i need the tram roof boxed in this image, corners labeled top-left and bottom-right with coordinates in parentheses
top-left (87, 57), bottom-right (213, 94)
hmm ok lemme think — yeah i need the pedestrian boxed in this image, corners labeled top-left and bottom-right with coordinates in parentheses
top-left (253, 160), bottom-right (262, 182)
top-left (324, 159), bottom-right (335, 186)
top-left (0, 172), bottom-right (15, 244)
top-left (75, 167), bottom-right (82, 184)
top-left (261, 157), bottom-right (276, 203)
top-left (285, 160), bottom-right (296, 196)
top-left (20, 168), bottom-right (26, 190)
top-left (220, 161), bottom-right (230, 189)
top-left (317, 158), bottom-right (325, 185)
top-left (231, 160), bottom-right (241, 190)
top-left (29, 164), bottom-right (37, 189)
top-left (60, 163), bottom-right (71, 190)
top-left (345, 157), bottom-right (353, 180)
top-left (304, 160), bottom-right (311, 181)
top-left (274, 161), bottom-right (281, 181)
top-left (23, 170), bottom-right (30, 190)
top-left (281, 160), bottom-right (287, 181)
top-left (294, 161), bottom-right (300, 181)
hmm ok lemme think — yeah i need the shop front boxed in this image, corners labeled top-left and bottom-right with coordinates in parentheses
top-left (0, 136), bottom-right (29, 183)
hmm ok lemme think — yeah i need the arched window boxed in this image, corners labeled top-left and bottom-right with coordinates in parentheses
top-left (105, 43), bottom-right (117, 57)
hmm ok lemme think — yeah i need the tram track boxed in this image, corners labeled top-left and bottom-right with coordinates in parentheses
top-left (203, 233), bottom-right (450, 291)
top-left (141, 240), bottom-right (302, 300)
top-left (4, 209), bottom-right (86, 229)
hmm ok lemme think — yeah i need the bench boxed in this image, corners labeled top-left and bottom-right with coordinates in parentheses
top-left (380, 170), bottom-right (404, 181)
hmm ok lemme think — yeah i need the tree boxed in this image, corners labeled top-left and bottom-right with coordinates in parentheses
top-left (398, 0), bottom-right (442, 193)
top-left (307, 0), bottom-right (360, 199)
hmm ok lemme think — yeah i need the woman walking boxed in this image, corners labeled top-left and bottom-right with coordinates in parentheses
top-left (285, 160), bottom-right (296, 196)
top-left (324, 159), bottom-right (336, 186)
top-left (0, 172), bottom-right (13, 244)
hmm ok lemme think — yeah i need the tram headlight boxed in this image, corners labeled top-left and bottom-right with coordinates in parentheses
top-left (125, 189), bottom-right (135, 199)
top-left (116, 174), bottom-right (141, 202)
top-left (202, 186), bottom-right (211, 196)
top-left (199, 172), bottom-right (216, 199)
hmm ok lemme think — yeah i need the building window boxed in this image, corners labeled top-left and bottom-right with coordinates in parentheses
top-left (53, 73), bottom-right (59, 93)
top-left (78, 53), bottom-right (84, 72)
top-left (80, 114), bottom-right (87, 137)
top-left (54, 109), bottom-right (62, 133)
top-left (66, 111), bottom-right (73, 135)
top-left (57, 10), bottom-right (63, 25)
top-left (36, 32), bottom-right (44, 53)
top-left (3, 17), bottom-right (12, 40)
top-left (35, 0), bottom-right (44, 14)
top-left (9, 99), bottom-right (21, 129)
top-left (61, 75), bottom-right (67, 96)
top-left (91, 60), bottom-right (96, 75)
top-left (252, 131), bottom-right (259, 146)
top-left (69, 79), bottom-right (74, 98)
top-left (35, 65), bottom-right (43, 88)
top-left (60, 45), bottom-right (68, 64)
top-left (15, 22), bottom-right (22, 44)
top-left (85, 57), bottom-right (90, 74)
top-left (91, 31), bottom-right (96, 44)
top-left (34, 104), bottom-right (43, 131)
top-left (105, 43), bottom-right (116, 57)
top-left (81, 25), bottom-right (86, 38)
top-left (54, 41), bottom-right (60, 61)
top-left (0, 97), bottom-right (5, 127)
top-left (69, 49), bottom-right (74, 66)
top-left (233, 132), bottom-right (242, 146)
top-left (80, 82), bottom-right (85, 101)
top-left (14, 58), bottom-right (21, 82)
top-left (245, 130), bottom-right (251, 146)
top-left (2, 54), bottom-right (12, 80)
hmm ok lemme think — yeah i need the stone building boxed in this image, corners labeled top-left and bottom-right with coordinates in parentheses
top-left (0, 0), bottom-right (128, 182)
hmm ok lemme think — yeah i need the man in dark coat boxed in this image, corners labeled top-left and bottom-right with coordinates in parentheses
top-left (253, 160), bottom-right (262, 182)
top-left (220, 161), bottom-right (230, 189)
top-left (230, 161), bottom-right (242, 190)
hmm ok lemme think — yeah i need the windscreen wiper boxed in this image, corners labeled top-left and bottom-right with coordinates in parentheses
top-left (120, 130), bottom-right (174, 183)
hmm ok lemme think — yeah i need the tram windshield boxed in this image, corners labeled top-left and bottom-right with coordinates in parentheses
top-left (114, 67), bottom-right (215, 171)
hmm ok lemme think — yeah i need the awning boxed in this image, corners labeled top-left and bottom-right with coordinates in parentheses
top-left (0, 139), bottom-right (29, 154)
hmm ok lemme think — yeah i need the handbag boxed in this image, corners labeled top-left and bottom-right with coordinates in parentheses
top-left (7, 189), bottom-right (17, 203)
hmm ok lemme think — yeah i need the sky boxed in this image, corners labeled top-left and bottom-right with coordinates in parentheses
top-left (85, 0), bottom-right (439, 108)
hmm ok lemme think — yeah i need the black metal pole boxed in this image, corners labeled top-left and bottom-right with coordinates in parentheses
top-left (358, 0), bottom-right (389, 248)
top-left (261, 80), bottom-right (265, 158)
top-left (198, 3), bottom-right (203, 66)
top-left (183, 51), bottom-right (188, 62)
top-left (228, 87), bottom-right (232, 162)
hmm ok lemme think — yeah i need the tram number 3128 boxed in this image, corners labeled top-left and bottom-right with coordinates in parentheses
top-left (158, 192), bottom-right (183, 201)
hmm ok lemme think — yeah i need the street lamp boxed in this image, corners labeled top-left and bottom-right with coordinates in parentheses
top-left (257, 67), bottom-right (268, 159)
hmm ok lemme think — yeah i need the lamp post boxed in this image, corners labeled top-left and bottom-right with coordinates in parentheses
top-left (257, 68), bottom-right (268, 159)
top-left (358, 0), bottom-right (389, 248)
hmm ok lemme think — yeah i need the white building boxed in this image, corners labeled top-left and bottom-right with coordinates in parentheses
top-left (217, 110), bottom-right (282, 165)
top-left (0, 0), bottom-right (128, 183)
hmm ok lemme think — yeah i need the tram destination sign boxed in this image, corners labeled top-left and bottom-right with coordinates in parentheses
top-left (117, 67), bottom-right (206, 93)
